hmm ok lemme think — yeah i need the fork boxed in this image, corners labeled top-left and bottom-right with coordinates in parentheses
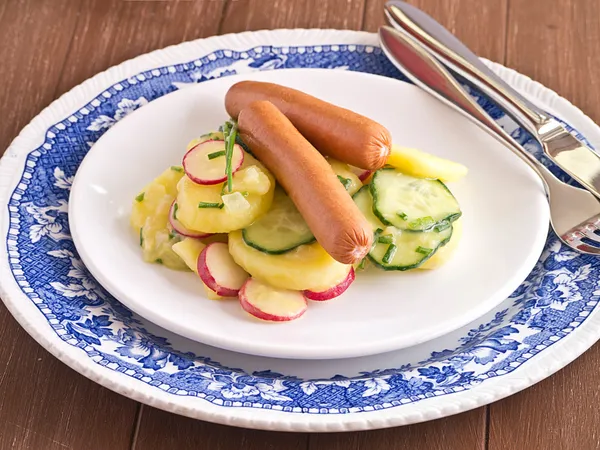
top-left (378, 25), bottom-right (600, 255)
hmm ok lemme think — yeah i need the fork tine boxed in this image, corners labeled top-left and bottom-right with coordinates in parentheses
top-left (580, 224), bottom-right (600, 243)
top-left (560, 228), bottom-right (600, 254)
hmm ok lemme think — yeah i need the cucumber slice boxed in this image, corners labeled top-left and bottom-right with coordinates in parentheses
top-left (369, 226), bottom-right (453, 270)
top-left (370, 168), bottom-right (461, 231)
top-left (353, 186), bottom-right (453, 270)
top-left (242, 188), bottom-right (315, 254)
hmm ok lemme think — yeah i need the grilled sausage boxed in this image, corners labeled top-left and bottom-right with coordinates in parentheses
top-left (237, 100), bottom-right (373, 265)
top-left (225, 81), bottom-right (392, 170)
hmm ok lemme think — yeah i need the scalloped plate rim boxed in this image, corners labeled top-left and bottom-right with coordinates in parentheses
top-left (0, 29), bottom-right (598, 432)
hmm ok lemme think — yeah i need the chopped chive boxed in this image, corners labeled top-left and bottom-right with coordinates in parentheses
top-left (408, 216), bottom-right (435, 230)
top-left (377, 235), bottom-right (393, 244)
top-left (416, 246), bottom-right (433, 256)
top-left (337, 175), bottom-right (352, 190)
top-left (155, 258), bottom-right (163, 264)
top-left (357, 258), bottom-right (367, 271)
top-left (139, 228), bottom-right (144, 247)
top-left (397, 211), bottom-right (408, 221)
top-left (168, 231), bottom-right (177, 240)
top-left (434, 221), bottom-right (451, 232)
top-left (135, 192), bottom-right (145, 202)
top-left (173, 203), bottom-right (179, 220)
top-left (198, 202), bottom-right (223, 208)
top-left (372, 228), bottom-right (384, 250)
top-left (223, 120), bottom-right (238, 193)
top-left (170, 166), bottom-right (183, 173)
top-left (208, 150), bottom-right (226, 160)
top-left (382, 244), bottom-right (397, 264)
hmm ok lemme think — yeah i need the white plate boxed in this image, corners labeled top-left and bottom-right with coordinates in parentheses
top-left (69, 67), bottom-right (548, 359)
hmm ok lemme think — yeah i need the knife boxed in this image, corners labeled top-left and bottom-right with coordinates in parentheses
top-left (383, 0), bottom-right (600, 201)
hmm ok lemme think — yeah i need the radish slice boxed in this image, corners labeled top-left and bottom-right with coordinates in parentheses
top-left (303, 268), bottom-right (355, 301)
top-left (183, 139), bottom-right (244, 185)
top-left (197, 242), bottom-right (249, 297)
top-left (349, 165), bottom-right (373, 182)
top-left (239, 278), bottom-right (307, 322)
top-left (169, 201), bottom-right (213, 239)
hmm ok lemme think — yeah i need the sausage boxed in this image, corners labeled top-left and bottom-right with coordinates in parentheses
top-left (225, 80), bottom-right (392, 171)
top-left (237, 100), bottom-right (373, 265)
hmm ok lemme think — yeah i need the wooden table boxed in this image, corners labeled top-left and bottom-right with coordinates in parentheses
top-left (1, 0), bottom-right (599, 448)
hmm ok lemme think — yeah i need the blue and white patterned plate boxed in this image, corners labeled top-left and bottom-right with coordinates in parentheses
top-left (1, 30), bottom-right (600, 431)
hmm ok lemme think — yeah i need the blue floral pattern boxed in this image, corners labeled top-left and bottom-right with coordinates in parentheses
top-left (5, 43), bottom-right (600, 413)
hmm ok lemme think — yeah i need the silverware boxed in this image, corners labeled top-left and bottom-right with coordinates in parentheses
top-left (384, 0), bottom-right (600, 201)
top-left (378, 25), bottom-right (600, 255)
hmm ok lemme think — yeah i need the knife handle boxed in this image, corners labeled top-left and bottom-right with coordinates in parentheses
top-left (384, 1), bottom-right (549, 135)
top-left (378, 26), bottom-right (551, 191)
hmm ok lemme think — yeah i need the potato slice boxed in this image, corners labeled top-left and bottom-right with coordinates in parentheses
top-left (228, 230), bottom-right (351, 291)
top-left (328, 158), bottom-right (362, 195)
top-left (176, 153), bottom-right (275, 234)
top-left (387, 145), bottom-right (468, 182)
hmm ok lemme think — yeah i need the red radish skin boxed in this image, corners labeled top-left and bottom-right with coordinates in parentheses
top-left (239, 278), bottom-right (307, 322)
top-left (359, 170), bottom-right (373, 182)
top-left (183, 139), bottom-right (244, 185)
top-left (197, 242), bottom-right (249, 297)
top-left (303, 268), bottom-right (355, 301)
top-left (168, 201), bottom-right (213, 239)
top-left (349, 165), bottom-right (373, 182)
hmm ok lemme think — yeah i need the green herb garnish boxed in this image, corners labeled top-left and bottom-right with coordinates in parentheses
top-left (170, 166), bottom-right (183, 173)
top-left (242, 191), bottom-right (249, 197)
top-left (372, 228), bottom-right (384, 250)
top-left (416, 246), bottom-right (433, 256)
top-left (434, 221), bottom-right (451, 232)
top-left (208, 150), bottom-right (226, 160)
top-left (168, 231), bottom-right (177, 240)
top-left (337, 175), bottom-right (352, 190)
top-left (382, 244), bottom-right (397, 264)
top-left (155, 258), bottom-right (163, 264)
top-left (173, 203), bottom-right (179, 220)
top-left (198, 202), bottom-right (224, 209)
top-left (222, 120), bottom-right (238, 193)
top-left (408, 216), bottom-right (435, 230)
top-left (139, 228), bottom-right (144, 247)
top-left (135, 192), bottom-right (145, 202)
top-left (357, 258), bottom-right (367, 271)
top-left (377, 235), bottom-right (393, 244)
top-left (397, 211), bottom-right (408, 221)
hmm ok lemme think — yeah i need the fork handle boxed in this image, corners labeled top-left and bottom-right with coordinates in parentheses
top-left (378, 26), bottom-right (554, 193)
top-left (383, 1), bottom-right (548, 135)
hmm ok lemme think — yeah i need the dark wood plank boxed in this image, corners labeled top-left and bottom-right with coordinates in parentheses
top-left (490, 1), bottom-right (600, 448)
top-left (308, 2), bottom-right (508, 449)
top-left (363, 0), bottom-right (508, 63)
top-left (0, 1), bottom-right (140, 449)
top-left (310, 410), bottom-right (486, 450)
top-left (134, 1), bottom-right (366, 448)
top-left (56, 0), bottom-right (226, 96)
top-left (134, 407), bottom-right (308, 450)
top-left (0, 0), bottom-right (80, 154)
top-left (219, 0), bottom-right (366, 33)
top-left (489, 345), bottom-right (600, 450)
top-left (505, 0), bottom-right (600, 124)
top-left (0, 0), bottom-right (228, 449)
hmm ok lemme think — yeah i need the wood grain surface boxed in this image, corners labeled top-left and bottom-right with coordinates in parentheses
top-left (0, 0), bottom-right (599, 449)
